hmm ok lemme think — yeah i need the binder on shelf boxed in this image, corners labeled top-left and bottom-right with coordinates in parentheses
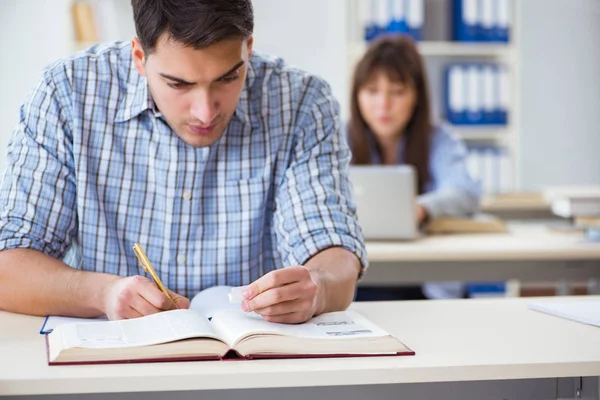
top-left (446, 62), bottom-right (509, 126)
top-left (497, 65), bottom-right (509, 125)
top-left (452, 0), bottom-right (479, 42)
top-left (482, 64), bottom-right (496, 124)
top-left (387, 0), bottom-right (409, 35)
top-left (365, 0), bottom-right (379, 42)
top-left (467, 146), bottom-right (512, 195)
top-left (406, 0), bottom-right (424, 41)
top-left (466, 64), bottom-right (483, 124)
top-left (375, 0), bottom-right (390, 39)
top-left (479, 0), bottom-right (495, 41)
top-left (493, 0), bottom-right (511, 42)
top-left (445, 64), bottom-right (467, 125)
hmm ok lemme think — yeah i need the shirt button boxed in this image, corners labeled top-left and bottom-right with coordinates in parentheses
top-left (177, 254), bottom-right (187, 264)
top-left (182, 191), bottom-right (192, 201)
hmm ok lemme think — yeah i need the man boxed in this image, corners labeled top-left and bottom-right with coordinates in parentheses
top-left (0, 0), bottom-right (366, 323)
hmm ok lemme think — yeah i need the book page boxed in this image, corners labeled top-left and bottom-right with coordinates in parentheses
top-left (189, 285), bottom-right (244, 319)
top-left (211, 309), bottom-right (391, 348)
top-left (40, 315), bottom-right (108, 334)
top-left (42, 285), bottom-right (243, 333)
top-left (55, 309), bottom-right (222, 349)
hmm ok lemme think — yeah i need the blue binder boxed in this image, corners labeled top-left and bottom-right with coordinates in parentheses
top-left (482, 63), bottom-right (496, 124)
top-left (445, 64), bottom-right (468, 125)
top-left (479, 0), bottom-right (494, 41)
top-left (453, 0), bottom-right (479, 41)
top-left (407, 0), bottom-right (424, 41)
top-left (365, 0), bottom-right (379, 41)
top-left (387, 0), bottom-right (409, 34)
top-left (465, 64), bottom-right (483, 124)
top-left (493, 0), bottom-right (510, 42)
top-left (496, 65), bottom-right (508, 125)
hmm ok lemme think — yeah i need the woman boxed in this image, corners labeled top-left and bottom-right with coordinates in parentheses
top-left (348, 36), bottom-right (481, 300)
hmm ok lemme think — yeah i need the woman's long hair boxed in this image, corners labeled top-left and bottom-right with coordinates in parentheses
top-left (348, 36), bottom-right (433, 194)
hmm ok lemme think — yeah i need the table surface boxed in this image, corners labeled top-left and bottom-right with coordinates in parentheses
top-left (2, 296), bottom-right (600, 396)
top-left (366, 222), bottom-right (600, 262)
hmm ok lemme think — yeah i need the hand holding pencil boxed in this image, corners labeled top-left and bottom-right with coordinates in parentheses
top-left (100, 243), bottom-right (190, 320)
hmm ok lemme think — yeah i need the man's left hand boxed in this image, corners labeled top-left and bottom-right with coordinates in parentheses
top-left (241, 266), bottom-right (321, 324)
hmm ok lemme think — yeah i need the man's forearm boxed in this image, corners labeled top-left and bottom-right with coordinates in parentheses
top-left (0, 248), bottom-right (119, 317)
top-left (305, 246), bottom-right (361, 314)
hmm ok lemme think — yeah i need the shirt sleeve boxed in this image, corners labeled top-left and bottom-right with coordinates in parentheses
top-left (273, 77), bottom-right (368, 273)
top-left (418, 127), bottom-right (482, 219)
top-left (0, 66), bottom-right (78, 259)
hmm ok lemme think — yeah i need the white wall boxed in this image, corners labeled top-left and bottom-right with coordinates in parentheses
top-left (518, 0), bottom-right (600, 189)
top-left (0, 0), bottom-right (74, 170)
top-left (0, 0), bottom-right (135, 171)
top-left (252, 0), bottom-right (350, 119)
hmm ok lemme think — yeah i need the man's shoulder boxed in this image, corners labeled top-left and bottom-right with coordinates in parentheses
top-left (41, 41), bottom-right (132, 95)
top-left (249, 52), bottom-right (334, 106)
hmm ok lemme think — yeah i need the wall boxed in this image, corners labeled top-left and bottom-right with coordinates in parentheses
top-left (518, 0), bottom-right (600, 189)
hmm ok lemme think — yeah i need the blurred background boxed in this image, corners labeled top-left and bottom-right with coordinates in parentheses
top-left (1, 0), bottom-right (599, 190)
top-left (0, 0), bottom-right (599, 296)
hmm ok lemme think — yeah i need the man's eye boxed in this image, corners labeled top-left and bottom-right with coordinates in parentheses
top-left (221, 75), bottom-right (240, 83)
top-left (167, 82), bottom-right (187, 89)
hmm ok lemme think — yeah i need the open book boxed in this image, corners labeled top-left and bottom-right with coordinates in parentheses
top-left (46, 287), bottom-right (413, 365)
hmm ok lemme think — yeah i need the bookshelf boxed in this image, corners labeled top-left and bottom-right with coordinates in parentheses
top-left (345, 0), bottom-right (521, 192)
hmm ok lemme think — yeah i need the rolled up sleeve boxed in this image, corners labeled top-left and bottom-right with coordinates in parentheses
top-left (273, 77), bottom-right (368, 274)
top-left (0, 68), bottom-right (77, 259)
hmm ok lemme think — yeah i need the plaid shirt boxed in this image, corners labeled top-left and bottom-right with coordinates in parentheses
top-left (0, 41), bottom-right (366, 298)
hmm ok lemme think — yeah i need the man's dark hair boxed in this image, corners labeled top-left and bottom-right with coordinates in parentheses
top-left (131, 0), bottom-right (254, 53)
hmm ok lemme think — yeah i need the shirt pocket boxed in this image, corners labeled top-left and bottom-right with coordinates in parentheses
top-left (223, 177), bottom-right (268, 217)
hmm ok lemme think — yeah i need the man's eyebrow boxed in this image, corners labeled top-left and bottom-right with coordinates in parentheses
top-left (159, 73), bottom-right (195, 85)
top-left (158, 60), bottom-right (245, 85)
top-left (215, 61), bottom-right (245, 81)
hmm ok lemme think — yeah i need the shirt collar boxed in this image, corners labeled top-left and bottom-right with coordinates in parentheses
top-left (115, 66), bottom-right (157, 123)
top-left (232, 57), bottom-right (256, 125)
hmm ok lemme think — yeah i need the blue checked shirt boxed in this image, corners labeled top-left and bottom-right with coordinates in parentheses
top-left (0, 41), bottom-right (366, 298)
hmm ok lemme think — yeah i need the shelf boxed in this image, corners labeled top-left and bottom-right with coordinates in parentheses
top-left (348, 41), bottom-right (514, 64)
top-left (449, 125), bottom-right (511, 142)
top-left (418, 41), bottom-right (514, 57)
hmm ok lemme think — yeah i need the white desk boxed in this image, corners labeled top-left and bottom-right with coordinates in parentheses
top-left (362, 222), bottom-right (600, 287)
top-left (2, 297), bottom-right (600, 399)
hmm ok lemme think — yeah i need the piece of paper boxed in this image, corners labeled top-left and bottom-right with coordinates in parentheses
top-left (529, 300), bottom-right (600, 327)
top-left (228, 286), bottom-right (245, 304)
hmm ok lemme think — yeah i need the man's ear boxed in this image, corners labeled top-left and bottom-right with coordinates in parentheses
top-left (246, 35), bottom-right (253, 59)
top-left (131, 37), bottom-right (147, 77)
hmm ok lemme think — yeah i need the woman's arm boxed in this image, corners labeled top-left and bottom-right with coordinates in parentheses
top-left (418, 127), bottom-right (482, 219)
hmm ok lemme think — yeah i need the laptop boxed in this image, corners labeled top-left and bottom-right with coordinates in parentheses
top-left (348, 165), bottom-right (418, 240)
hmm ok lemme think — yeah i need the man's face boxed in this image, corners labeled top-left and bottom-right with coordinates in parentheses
top-left (132, 34), bottom-right (253, 148)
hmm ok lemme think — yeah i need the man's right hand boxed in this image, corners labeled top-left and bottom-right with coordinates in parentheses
top-left (102, 275), bottom-right (190, 320)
